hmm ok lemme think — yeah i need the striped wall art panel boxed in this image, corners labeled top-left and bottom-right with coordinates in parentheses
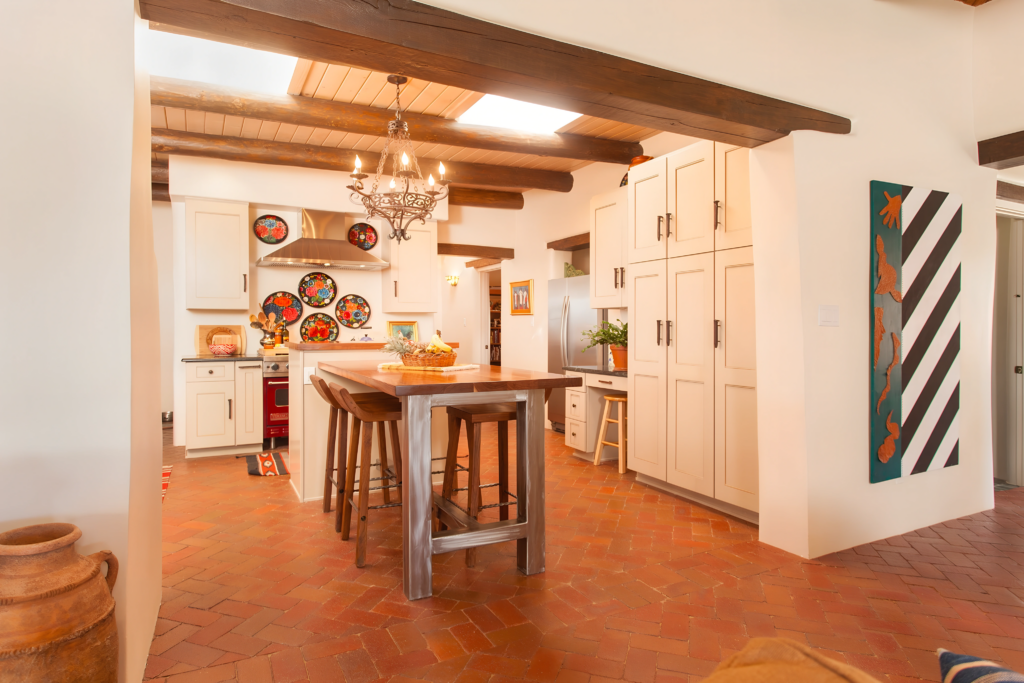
top-left (870, 181), bottom-right (961, 484)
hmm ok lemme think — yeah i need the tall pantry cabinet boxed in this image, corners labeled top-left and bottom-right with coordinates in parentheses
top-left (625, 141), bottom-right (758, 512)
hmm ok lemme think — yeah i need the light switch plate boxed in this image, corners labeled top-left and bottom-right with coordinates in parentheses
top-left (818, 305), bottom-right (840, 327)
top-left (303, 367), bottom-right (315, 384)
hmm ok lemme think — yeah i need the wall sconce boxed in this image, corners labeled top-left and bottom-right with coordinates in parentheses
top-left (446, 275), bottom-right (459, 286)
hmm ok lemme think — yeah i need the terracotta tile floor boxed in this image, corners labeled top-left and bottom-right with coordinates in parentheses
top-left (148, 425), bottom-right (1024, 683)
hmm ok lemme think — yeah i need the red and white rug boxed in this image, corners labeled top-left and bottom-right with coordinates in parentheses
top-left (161, 466), bottom-right (172, 502)
top-left (245, 452), bottom-right (289, 476)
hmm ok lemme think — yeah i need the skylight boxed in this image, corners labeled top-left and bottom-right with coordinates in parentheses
top-left (457, 95), bottom-right (582, 135)
top-left (138, 27), bottom-right (297, 94)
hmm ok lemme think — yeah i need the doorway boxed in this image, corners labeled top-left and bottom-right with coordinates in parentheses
top-left (482, 268), bottom-right (502, 366)
top-left (993, 214), bottom-right (1024, 488)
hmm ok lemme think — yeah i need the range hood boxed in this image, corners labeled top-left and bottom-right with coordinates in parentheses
top-left (255, 208), bottom-right (388, 270)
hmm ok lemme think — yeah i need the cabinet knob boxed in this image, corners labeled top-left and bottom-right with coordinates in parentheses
top-left (208, 369), bottom-right (214, 374)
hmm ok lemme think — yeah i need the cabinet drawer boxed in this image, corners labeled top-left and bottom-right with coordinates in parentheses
top-left (187, 362), bottom-right (235, 383)
top-left (565, 418), bottom-right (587, 451)
top-left (587, 373), bottom-right (626, 392)
top-left (566, 391), bottom-right (587, 422)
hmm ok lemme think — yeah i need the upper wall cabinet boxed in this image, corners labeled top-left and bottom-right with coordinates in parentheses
top-left (589, 187), bottom-right (627, 309)
top-left (185, 198), bottom-right (250, 310)
top-left (627, 142), bottom-right (752, 264)
top-left (379, 220), bottom-right (439, 313)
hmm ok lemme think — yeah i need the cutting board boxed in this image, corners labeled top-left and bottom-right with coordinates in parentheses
top-left (194, 325), bottom-right (247, 356)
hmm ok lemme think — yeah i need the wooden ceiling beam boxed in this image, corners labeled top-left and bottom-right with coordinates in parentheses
top-left (151, 76), bottom-right (642, 164)
top-left (466, 258), bottom-right (501, 268)
top-left (139, 0), bottom-right (850, 148)
top-left (153, 182), bottom-right (171, 202)
top-left (152, 159), bottom-right (169, 183)
top-left (997, 181), bottom-right (1024, 204)
top-left (152, 129), bottom-right (573, 192)
top-left (546, 233), bottom-right (590, 251)
top-left (979, 130), bottom-right (1024, 170)
top-left (438, 243), bottom-right (514, 260)
top-left (447, 187), bottom-right (524, 211)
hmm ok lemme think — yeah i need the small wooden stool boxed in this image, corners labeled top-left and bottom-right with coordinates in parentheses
top-left (441, 403), bottom-right (517, 567)
top-left (326, 383), bottom-right (403, 567)
top-left (594, 394), bottom-right (627, 474)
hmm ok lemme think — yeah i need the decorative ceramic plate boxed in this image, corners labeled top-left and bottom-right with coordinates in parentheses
top-left (262, 291), bottom-right (303, 326)
top-left (253, 215), bottom-right (289, 244)
top-left (336, 294), bottom-right (371, 328)
top-left (299, 313), bottom-right (339, 342)
top-left (348, 223), bottom-right (378, 251)
top-left (298, 272), bottom-right (337, 308)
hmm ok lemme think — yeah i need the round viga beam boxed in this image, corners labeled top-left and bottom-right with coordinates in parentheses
top-left (151, 129), bottom-right (573, 193)
top-left (448, 187), bottom-right (524, 210)
top-left (150, 76), bottom-right (642, 165)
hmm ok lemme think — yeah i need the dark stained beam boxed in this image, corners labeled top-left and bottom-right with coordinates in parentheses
top-left (139, 0), bottom-right (850, 148)
top-left (153, 183), bottom-right (171, 202)
top-left (448, 187), bottom-right (524, 210)
top-left (438, 243), bottom-right (514, 260)
top-left (152, 129), bottom-right (573, 192)
top-left (546, 233), bottom-right (590, 251)
top-left (151, 76), bottom-right (641, 165)
top-left (153, 159), bottom-right (169, 183)
top-left (980, 131), bottom-right (1024, 170)
top-left (466, 258), bottom-right (501, 268)
top-left (997, 181), bottom-right (1024, 204)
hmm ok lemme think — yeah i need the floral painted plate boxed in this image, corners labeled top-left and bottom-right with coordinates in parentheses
top-left (253, 215), bottom-right (289, 244)
top-left (298, 272), bottom-right (336, 308)
top-left (348, 223), bottom-right (378, 251)
top-left (262, 291), bottom-right (303, 327)
top-left (336, 294), bottom-right (371, 329)
top-left (299, 313), bottom-right (339, 343)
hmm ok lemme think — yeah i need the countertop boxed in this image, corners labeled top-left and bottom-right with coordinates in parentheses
top-left (181, 355), bottom-right (263, 362)
top-left (319, 360), bottom-right (581, 396)
top-left (563, 365), bottom-right (627, 378)
top-left (287, 341), bottom-right (460, 351)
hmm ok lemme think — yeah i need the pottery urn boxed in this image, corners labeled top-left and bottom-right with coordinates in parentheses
top-left (0, 523), bottom-right (118, 683)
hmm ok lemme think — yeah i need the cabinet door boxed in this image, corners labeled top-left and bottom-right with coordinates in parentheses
top-left (626, 260), bottom-right (666, 479)
top-left (590, 187), bottom-right (627, 309)
top-left (627, 157), bottom-right (667, 264)
top-left (667, 141), bottom-right (715, 258)
top-left (185, 380), bottom-right (235, 450)
top-left (235, 364), bottom-right (264, 446)
top-left (666, 253), bottom-right (716, 496)
top-left (185, 198), bottom-right (250, 310)
top-left (714, 144), bottom-right (753, 251)
top-left (714, 247), bottom-right (758, 511)
top-left (382, 221), bottom-right (438, 313)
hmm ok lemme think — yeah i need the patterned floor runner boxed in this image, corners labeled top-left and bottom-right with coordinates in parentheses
top-left (161, 466), bottom-right (172, 501)
top-left (245, 452), bottom-right (289, 476)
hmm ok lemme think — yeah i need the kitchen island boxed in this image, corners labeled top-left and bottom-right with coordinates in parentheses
top-left (286, 341), bottom-right (458, 503)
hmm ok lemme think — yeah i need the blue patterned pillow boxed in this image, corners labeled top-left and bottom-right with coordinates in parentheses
top-left (939, 649), bottom-right (1024, 682)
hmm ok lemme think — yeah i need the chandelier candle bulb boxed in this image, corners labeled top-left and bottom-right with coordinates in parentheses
top-left (428, 174), bottom-right (435, 188)
top-left (439, 162), bottom-right (445, 180)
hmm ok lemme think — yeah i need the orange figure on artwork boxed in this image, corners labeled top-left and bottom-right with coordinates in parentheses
top-left (874, 307), bottom-right (885, 369)
top-left (879, 191), bottom-right (902, 229)
top-left (875, 235), bottom-right (903, 303)
top-left (878, 411), bottom-right (899, 464)
top-left (877, 332), bottom-right (900, 414)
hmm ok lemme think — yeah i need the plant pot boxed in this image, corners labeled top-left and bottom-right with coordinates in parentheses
top-left (610, 345), bottom-right (628, 371)
top-left (0, 523), bottom-right (118, 683)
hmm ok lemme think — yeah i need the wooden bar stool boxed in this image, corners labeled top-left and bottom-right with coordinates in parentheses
top-left (309, 376), bottom-right (396, 533)
top-left (441, 403), bottom-right (518, 567)
top-left (328, 383), bottom-right (404, 567)
top-left (594, 394), bottom-right (627, 474)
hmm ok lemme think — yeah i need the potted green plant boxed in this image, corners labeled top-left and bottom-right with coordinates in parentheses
top-left (581, 319), bottom-right (628, 370)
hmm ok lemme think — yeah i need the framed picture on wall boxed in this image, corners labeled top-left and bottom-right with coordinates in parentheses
top-left (387, 320), bottom-right (419, 341)
top-left (510, 279), bottom-right (534, 316)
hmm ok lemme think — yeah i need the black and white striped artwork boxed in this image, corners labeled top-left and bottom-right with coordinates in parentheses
top-left (870, 181), bottom-right (961, 483)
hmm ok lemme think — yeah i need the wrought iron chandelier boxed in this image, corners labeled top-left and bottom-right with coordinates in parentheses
top-left (347, 75), bottom-right (450, 241)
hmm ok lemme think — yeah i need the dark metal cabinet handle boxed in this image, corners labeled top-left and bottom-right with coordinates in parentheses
top-left (598, 380), bottom-right (612, 385)
top-left (666, 212), bottom-right (673, 238)
top-left (237, 364), bottom-right (261, 369)
top-left (243, 274), bottom-right (247, 292)
top-left (714, 319), bottom-right (722, 348)
top-left (714, 200), bottom-right (722, 230)
top-left (657, 319), bottom-right (663, 346)
top-left (614, 267), bottom-right (619, 289)
top-left (228, 399), bottom-right (232, 419)
top-left (657, 215), bottom-right (664, 241)
top-left (667, 320), bottom-right (673, 346)
top-left (394, 281), bottom-right (398, 297)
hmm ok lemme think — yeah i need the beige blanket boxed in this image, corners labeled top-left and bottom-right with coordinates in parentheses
top-left (703, 638), bottom-right (883, 683)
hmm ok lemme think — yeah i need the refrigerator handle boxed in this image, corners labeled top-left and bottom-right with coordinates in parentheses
top-left (561, 296), bottom-right (570, 368)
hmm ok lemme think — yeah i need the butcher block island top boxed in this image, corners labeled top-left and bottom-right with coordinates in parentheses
top-left (286, 341), bottom-right (460, 351)
top-left (317, 360), bottom-right (582, 396)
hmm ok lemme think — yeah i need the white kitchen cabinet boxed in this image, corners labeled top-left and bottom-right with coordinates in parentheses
top-left (185, 380), bottom-right (235, 449)
top-left (589, 187), bottom-right (627, 309)
top-left (626, 259), bottom-right (667, 480)
top-left (234, 363), bottom-right (264, 446)
top-left (628, 142), bottom-right (751, 265)
top-left (185, 198), bottom-right (250, 310)
top-left (380, 220), bottom-right (438, 313)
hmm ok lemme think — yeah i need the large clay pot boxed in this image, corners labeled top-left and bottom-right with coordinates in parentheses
top-left (0, 523), bottom-right (118, 683)
top-left (610, 345), bottom-right (628, 371)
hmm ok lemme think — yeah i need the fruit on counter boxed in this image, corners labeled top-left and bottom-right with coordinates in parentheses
top-left (425, 333), bottom-right (453, 355)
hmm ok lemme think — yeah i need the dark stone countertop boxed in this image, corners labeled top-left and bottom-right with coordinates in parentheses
top-left (181, 356), bottom-right (264, 362)
top-left (563, 365), bottom-right (627, 378)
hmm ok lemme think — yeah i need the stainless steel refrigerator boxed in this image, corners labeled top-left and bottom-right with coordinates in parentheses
top-left (547, 275), bottom-right (601, 432)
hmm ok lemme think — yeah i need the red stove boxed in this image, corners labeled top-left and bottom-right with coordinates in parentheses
top-left (262, 356), bottom-right (289, 443)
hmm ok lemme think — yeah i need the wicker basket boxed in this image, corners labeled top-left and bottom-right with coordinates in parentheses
top-left (401, 352), bottom-right (457, 367)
